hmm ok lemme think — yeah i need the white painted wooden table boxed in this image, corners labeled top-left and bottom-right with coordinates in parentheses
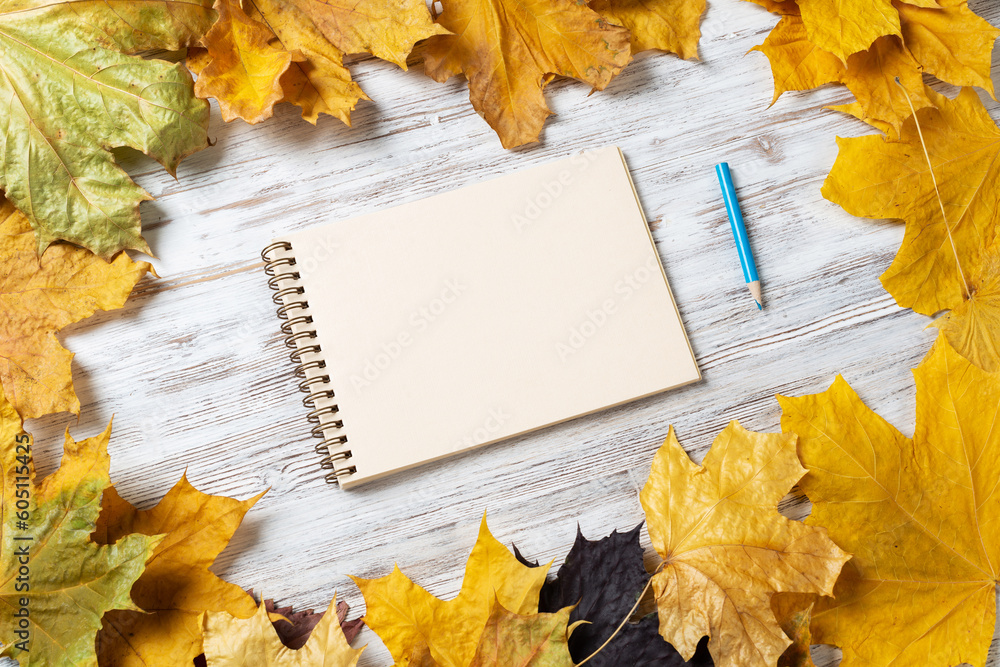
top-left (21, 1), bottom-right (1000, 664)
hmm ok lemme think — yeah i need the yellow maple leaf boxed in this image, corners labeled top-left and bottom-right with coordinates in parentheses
top-left (248, 0), bottom-right (370, 125)
top-left (796, 0), bottom-right (901, 63)
top-left (0, 396), bottom-right (161, 667)
top-left (752, 0), bottom-right (997, 136)
top-left (753, 15), bottom-right (933, 136)
top-left (589, 0), bottom-right (706, 59)
top-left (822, 87), bottom-right (1000, 317)
top-left (640, 422), bottom-right (850, 667)
top-left (751, 14), bottom-right (933, 137)
top-left (202, 596), bottom-right (364, 666)
top-left (832, 0), bottom-right (999, 135)
top-left (778, 336), bottom-right (1000, 667)
top-left (897, 0), bottom-right (999, 99)
top-left (751, 14), bottom-right (845, 103)
top-left (193, 0), bottom-right (293, 123)
top-left (828, 35), bottom-right (933, 137)
top-left (422, 0), bottom-right (632, 149)
top-left (91, 476), bottom-right (264, 666)
top-left (932, 243), bottom-right (1000, 371)
top-left (468, 600), bottom-right (575, 666)
top-left (0, 198), bottom-right (151, 420)
top-left (192, 0), bottom-right (437, 124)
top-left (771, 596), bottom-right (818, 667)
top-left (288, 0), bottom-right (449, 69)
top-left (351, 514), bottom-right (550, 666)
top-left (745, 0), bottom-right (799, 15)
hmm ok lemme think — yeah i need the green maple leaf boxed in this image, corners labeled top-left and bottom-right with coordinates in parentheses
top-left (0, 394), bottom-right (161, 667)
top-left (0, 0), bottom-right (215, 259)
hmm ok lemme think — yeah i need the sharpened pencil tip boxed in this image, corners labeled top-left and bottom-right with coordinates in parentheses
top-left (747, 280), bottom-right (763, 310)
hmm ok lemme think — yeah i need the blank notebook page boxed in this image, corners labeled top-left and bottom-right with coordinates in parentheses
top-left (274, 146), bottom-right (700, 488)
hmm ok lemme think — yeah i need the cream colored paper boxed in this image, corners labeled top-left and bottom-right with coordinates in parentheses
top-left (271, 146), bottom-right (700, 488)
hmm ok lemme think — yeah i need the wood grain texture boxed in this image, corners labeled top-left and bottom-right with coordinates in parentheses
top-left (16, 0), bottom-right (1000, 664)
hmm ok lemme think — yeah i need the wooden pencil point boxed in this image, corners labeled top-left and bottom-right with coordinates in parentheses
top-left (748, 280), bottom-right (763, 310)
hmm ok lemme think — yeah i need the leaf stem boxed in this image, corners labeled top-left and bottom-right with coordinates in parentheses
top-left (576, 563), bottom-right (663, 666)
top-left (893, 78), bottom-right (970, 301)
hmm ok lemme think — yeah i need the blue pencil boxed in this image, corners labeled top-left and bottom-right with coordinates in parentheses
top-left (715, 163), bottom-right (763, 310)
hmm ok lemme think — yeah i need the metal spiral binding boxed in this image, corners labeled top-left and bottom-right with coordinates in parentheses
top-left (261, 241), bottom-right (355, 485)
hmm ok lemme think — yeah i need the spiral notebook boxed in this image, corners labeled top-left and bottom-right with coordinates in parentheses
top-left (261, 146), bottom-right (699, 488)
